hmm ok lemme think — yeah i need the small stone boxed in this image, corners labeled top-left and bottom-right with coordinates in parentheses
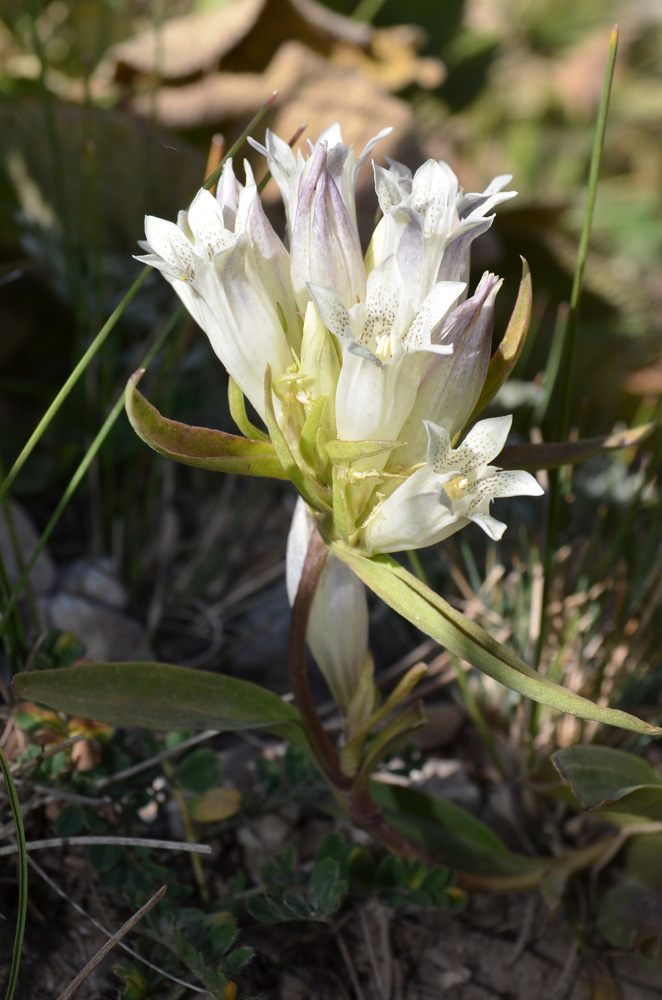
top-left (414, 701), bottom-right (464, 750)
top-left (0, 499), bottom-right (56, 595)
top-left (60, 556), bottom-right (129, 610)
top-left (37, 593), bottom-right (145, 662)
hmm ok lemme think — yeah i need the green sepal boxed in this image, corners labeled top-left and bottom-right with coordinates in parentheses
top-left (325, 439), bottom-right (402, 464)
top-left (262, 366), bottom-right (331, 513)
top-left (332, 544), bottom-right (662, 738)
top-left (469, 257), bottom-right (531, 423)
top-left (351, 703), bottom-right (426, 788)
top-left (228, 377), bottom-right (270, 441)
top-left (125, 370), bottom-right (286, 478)
top-left (299, 396), bottom-right (327, 472)
top-left (13, 662), bottom-right (311, 757)
top-left (499, 423), bottom-right (654, 472)
top-left (342, 663), bottom-right (427, 775)
top-left (331, 465), bottom-right (352, 543)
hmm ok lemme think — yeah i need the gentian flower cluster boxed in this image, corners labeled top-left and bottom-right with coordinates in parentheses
top-left (137, 124), bottom-right (543, 726)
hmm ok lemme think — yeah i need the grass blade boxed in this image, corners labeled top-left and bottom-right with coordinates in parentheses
top-left (0, 747), bottom-right (28, 1000)
top-left (536, 26), bottom-right (619, 669)
top-left (0, 308), bottom-right (179, 648)
top-left (0, 267), bottom-right (150, 505)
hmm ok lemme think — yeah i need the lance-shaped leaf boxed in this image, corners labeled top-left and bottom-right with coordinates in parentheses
top-left (552, 745), bottom-right (662, 822)
top-left (370, 779), bottom-right (611, 898)
top-left (498, 423), bottom-right (654, 472)
top-left (126, 370), bottom-right (287, 478)
top-left (332, 544), bottom-right (661, 737)
top-left (13, 663), bottom-right (310, 756)
top-left (468, 258), bottom-right (531, 423)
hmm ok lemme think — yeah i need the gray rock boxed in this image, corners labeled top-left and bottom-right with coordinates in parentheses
top-left (0, 499), bottom-right (56, 595)
top-left (37, 593), bottom-right (145, 662)
top-left (59, 556), bottom-right (128, 610)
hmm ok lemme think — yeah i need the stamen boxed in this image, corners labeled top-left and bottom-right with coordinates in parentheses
top-left (443, 475), bottom-right (470, 502)
top-left (375, 333), bottom-right (397, 361)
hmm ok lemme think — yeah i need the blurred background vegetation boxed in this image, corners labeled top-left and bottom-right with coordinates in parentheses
top-left (1, 1), bottom-right (662, 994)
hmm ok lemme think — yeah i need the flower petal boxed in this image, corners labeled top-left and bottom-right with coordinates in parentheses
top-left (454, 415), bottom-right (513, 469)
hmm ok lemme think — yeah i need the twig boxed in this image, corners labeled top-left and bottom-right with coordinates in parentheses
top-left (0, 835), bottom-right (212, 857)
top-left (94, 728), bottom-right (219, 789)
top-left (56, 885), bottom-right (168, 1000)
top-left (332, 923), bottom-right (366, 1000)
top-left (10, 733), bottom-right (85, 774)
top-left (28, 855), bottom-right (207, 993)
top-left (359, 902), bottom-right (391, 999)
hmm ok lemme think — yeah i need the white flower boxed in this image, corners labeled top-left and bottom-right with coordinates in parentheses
top-left (137, 123), bottom-right (538, 559)
top-left (136, 161), bottom-right (298, 422)
top-left (372, 158), bottom-right (516, 287)
top-left (393, 270), bottom-right (502, 470)
top-left (362, 416), bottom-right (543, 554)
top-left (308, 264), bottom-right (464, 446)
top-left (249, 124), bottom-right (392, 245)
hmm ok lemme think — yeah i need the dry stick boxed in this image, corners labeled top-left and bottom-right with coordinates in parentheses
top-left (27, 855), bottom-right (207, 994)
top-left (10, 733), bottom-right (85, 775)
top-left (332, 924), bottom-right (367, 1000)
top-left (56, 884), bottom-right (168, 1000)
top-left (94, 728), bottom-right (219, 790)
top-left (0, 835), bottom-right (212, 857)
top-left (358, 903), bottom-right (390, 1000)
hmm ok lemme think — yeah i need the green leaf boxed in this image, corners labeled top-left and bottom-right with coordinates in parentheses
top-left (552, 745), bottom-right (662, 820)
top-left (333, 545), bottom-right (661, 738)
top-left (125, 370), bottom-right (287, 478)
top-left (307, 857), bottom-right (347, 918)
top-left (177, 748), bottom-right (221, 793)
top-left (370, 779), bottom-right (545, 884)
top-left (13, 663), bottom-right (311, 755)
top-left (469, 257), bottom-right (531, 422)
top-left (499, 423), bottom-right (654, 472)
top-left (597, 879), bottom-right (662, 948)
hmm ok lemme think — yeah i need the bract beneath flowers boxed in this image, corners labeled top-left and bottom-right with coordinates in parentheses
top-left (137, 122), bottom-right (541, 560)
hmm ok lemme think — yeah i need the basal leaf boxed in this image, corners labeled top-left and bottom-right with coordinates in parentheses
top-left (13, 663), bottom-right (310, 755)
top-left (370, 779), bottom-right (547, 885)
top-left (125, 370), bottom-right (286, 478)
top-left (553, 745), bottom-right (662, 821)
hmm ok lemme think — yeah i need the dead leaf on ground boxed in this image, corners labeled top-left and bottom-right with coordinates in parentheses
top-left (93, 0), bottom-right (444, 131)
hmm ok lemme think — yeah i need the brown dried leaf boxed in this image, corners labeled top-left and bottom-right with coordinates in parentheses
top-left (97, 0), bottom-right (372, 85)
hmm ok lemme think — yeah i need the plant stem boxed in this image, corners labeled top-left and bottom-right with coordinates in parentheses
top-left (289, 525), bottom-right (350, 789)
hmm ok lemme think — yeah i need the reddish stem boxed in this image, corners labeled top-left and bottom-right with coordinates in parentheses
top-left (289, 524), bottom-right (351, 790)
top-left (290, 526), bottom-right (446, 866)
